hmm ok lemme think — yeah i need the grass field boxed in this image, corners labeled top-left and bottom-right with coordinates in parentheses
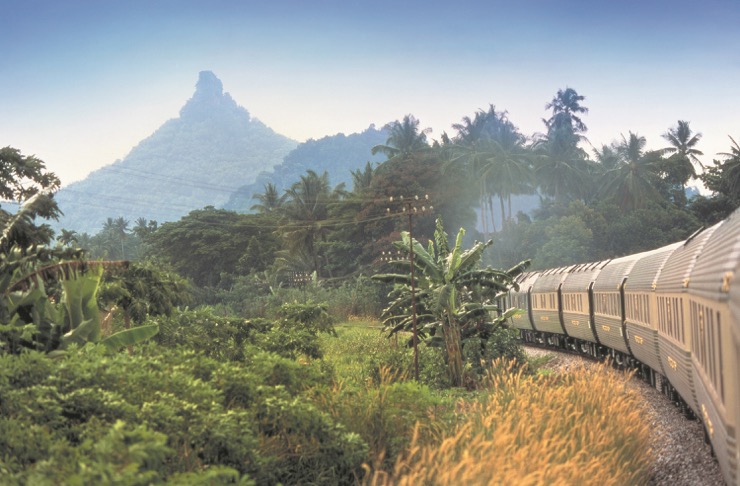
top-left (321, 322), bottom-right (653, 485)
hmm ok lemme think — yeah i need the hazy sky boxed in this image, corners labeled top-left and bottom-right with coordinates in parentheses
top-left (2, 0), bottom-right (739, 186)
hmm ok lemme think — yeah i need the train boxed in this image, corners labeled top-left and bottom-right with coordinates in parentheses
top-left (506, 206), bottom-right (740, 485)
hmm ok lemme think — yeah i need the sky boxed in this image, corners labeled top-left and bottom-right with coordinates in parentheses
top-left (2, 0), bottom-right (740, 187)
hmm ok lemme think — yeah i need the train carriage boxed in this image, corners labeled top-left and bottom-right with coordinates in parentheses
top-left (508, 272), bottom-right (539, 331)
top-left (624, 242), bottom-right (682, 375)
top-left (688, 211), bottom-right (740, 486)
top-left (730, 259), bottom-right (740, 486)
top-left (655, 222), bottom-right (723, 416)
top-left (512, 205), bottom-right (740, 484)
top-left (592, 254), bottom-right (642, 356)
top-left (530, 266), bottom-right (570, 337)
top-left (561, 261), bottom-right (607, 343)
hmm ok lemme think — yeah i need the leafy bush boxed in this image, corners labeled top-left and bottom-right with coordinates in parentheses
top-left (0, 344), bottom-right (364, 484)
top-left (308, 367), bottom-right (442, 471)
top-left (462, 325), bottom-right (526, 378)
top-left (207, 274), bottom-right (386, 320)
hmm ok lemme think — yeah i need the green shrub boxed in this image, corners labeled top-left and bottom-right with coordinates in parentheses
top-left (255, 392), bottom-right (368, 485)
top-left (309, 369), bottom-right (439, 468)
top-left (0, 418), bottom-right (54, 470)
top-left (0, 343), bottom-right (366, 484)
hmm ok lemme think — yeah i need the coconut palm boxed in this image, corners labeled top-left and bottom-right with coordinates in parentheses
top-left (660, 121), bottom-right (704, 205)
top-left (102, 217), bottom-right (130, 259)
top-left (279, 170), bottom-right (344, 277)
top-left (544, 87), bottom-right (589, 135)
top-left (251, 182), bottom-right (285, 214)
top-left (532, 126), bottom-right (590, 203)
top-left (662, 120), bottom-right (704, 170)
top-left (716, 135), bottom-right (740, 195)
top-left (350, 161), bottom-right (375, 193)
top-left (371, 114), bottom-right (431, 161)
top-left (448, 106), bottom-right (534, 233)
top-left (602, 132), bottom-right (663, 210)
top-left (56, 229), bottom-right (78, 247)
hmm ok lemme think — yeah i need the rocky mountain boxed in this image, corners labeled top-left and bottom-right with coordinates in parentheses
top-left (54, 71), bottom-right (298, 234)
top-left (223, 125), bottom-right (389, 212)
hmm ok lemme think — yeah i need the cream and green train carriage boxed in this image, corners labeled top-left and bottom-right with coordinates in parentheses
top-left (508, 272), bottom-right (540, 335)
top-left (560, 260), bottom-right (608, 355)
top-left (687, 210), bottom-right (740, 486)
top-left (510, 206), bottom-right (740, 484)
top-left (730, 258), bottom-right (740, 486)
top-left (655, 222), bottom-right (723, 416)
top-left (623, 242), bottom-right (682, 382)
top-left (591, 253), bottom-right (643, 361)
top-left (529, 266), bottom-right (571, 346)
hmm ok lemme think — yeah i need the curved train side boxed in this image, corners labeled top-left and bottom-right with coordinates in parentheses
top-left (508, 207), bottom-right (740, 485)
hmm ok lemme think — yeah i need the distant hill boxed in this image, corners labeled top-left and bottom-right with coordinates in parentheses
top-left (53, 71), bottom-right (298, 234)
top-left (223, 126), bottom-right (388, 212)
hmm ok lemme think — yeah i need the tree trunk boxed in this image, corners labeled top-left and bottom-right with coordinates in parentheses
top-left (499, 194), bottom-right (506, 229)
top-left (487, 194), bottom-right (496, 234)
top-left (443, 315), bottom-right (464, 387)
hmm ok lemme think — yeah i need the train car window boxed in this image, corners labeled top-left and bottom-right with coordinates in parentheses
top-left (690, 301), bottom-right (725, 406)
top-left (717, 311), bottom-right (724, 403)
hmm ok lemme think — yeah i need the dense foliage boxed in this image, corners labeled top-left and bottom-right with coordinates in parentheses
top-left (4, 84), bottom-right (739, 484)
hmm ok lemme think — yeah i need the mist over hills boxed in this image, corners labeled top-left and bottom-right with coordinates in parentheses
top-left (53, 71), bottom-right (298, 234)
top-left (223, 126), bottom-right (388, 212)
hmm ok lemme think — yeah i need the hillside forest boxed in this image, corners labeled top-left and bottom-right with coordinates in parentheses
top-left (51, 87), bottom-right (740, 284)
top-left (1, 87), bottom-right (739, 484)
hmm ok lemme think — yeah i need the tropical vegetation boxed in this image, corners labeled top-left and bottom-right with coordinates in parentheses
top-left (2, 85), bottom-right (739, 483)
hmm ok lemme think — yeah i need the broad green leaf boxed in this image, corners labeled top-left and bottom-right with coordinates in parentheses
top-left (101, 324), bottom-right (160, 350)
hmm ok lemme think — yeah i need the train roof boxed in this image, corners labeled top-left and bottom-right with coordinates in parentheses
top-left (656, 221), bottom-right (723, 293)
top-left (623, 242), bottom-right (682, 292)
top-left (690, 207), bottom-right (740, 300)
top-left (531, 266), bottom-right (570, 290)
top-left (592, 252), bottom-right (643, 291)
top-left (561, 259), bottom-right (610, 291)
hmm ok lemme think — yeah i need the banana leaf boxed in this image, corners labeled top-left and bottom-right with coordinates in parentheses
top-left (101, 324), bottom-right (159, 351)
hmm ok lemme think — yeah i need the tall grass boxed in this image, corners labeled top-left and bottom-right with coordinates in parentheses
top-left (364, 360), bottom-right (653, 485)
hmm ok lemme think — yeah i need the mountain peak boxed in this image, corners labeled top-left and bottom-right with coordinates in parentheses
top-left (195, 70), bottom-right (223, 97)
top-left (179, 71), bottom-right (242, 119)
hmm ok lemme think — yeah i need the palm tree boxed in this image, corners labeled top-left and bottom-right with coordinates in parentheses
top-left (279, 170), bottom-right (343, 277)
top-left (602, 132), bottom-right (663, 210)
top-left (350, 161), bottom-right (375, 193)
top-left (448, 106), bottom-right (534, 234)
top-left (532, 126), bottom-right (590, 203)
top-left (544, 87), bottom-right (589, 135)
top-left (716, 135), bottom-right (740, 196)
top-left (371, 114), bottom-right (431, 161)
top-left (533, 89), bottom-right (590, 203)
top-left (592, 144), bottom-right (620, 171)
top-left (660, 121), bottom-right (704, 205)
top-left (132, 217), bottom-right (157, 239)
top-left (56, 229), bottom-right (78, 247)
top-left (662, 120), bottom-right (704, 169)
top-left (101, 217), bottom-right (130, 259)
top-left (251, 182), bottom-right (285, 214)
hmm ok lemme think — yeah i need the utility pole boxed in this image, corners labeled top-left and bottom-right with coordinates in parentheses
top-left (387, 194), bottom-right (432, 381)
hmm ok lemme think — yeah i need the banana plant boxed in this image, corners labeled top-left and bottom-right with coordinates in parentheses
top-left (0, 194), bottom-right (158, 354)
top-left (2, 259), bottom-right (159, 354)
top-left (373, 218), bottom-right (529, 387)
